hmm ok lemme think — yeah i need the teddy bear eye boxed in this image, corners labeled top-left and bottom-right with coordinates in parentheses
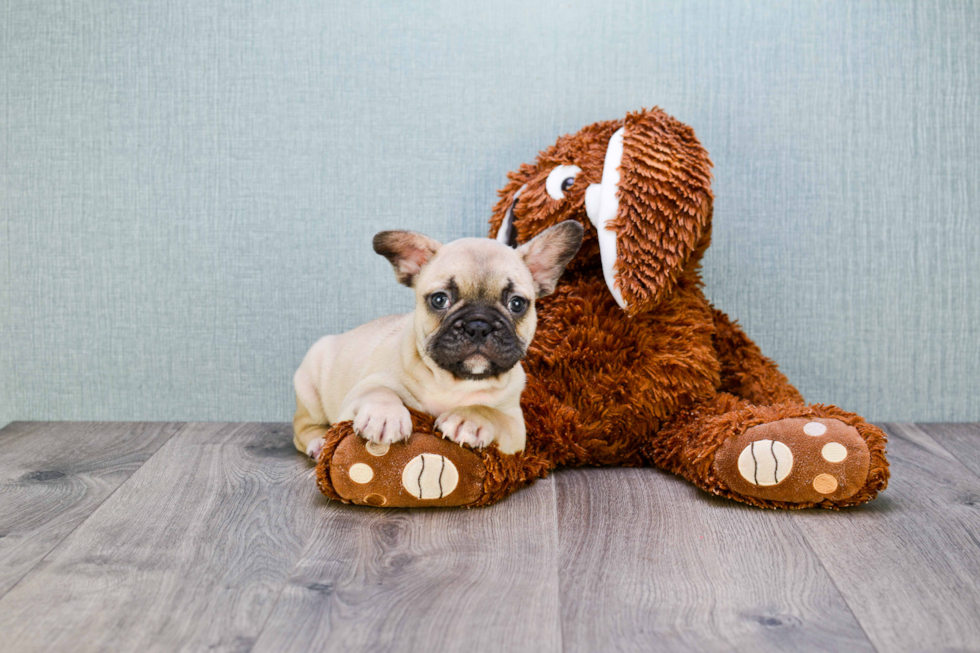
top-left (545, 165), bottom-right (582, 200)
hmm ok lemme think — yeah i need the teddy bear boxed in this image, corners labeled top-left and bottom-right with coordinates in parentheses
top-left (312, 108), bottom-right (889, 510)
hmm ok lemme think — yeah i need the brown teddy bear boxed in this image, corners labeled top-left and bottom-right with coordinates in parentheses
top-left (313, 108), bottom-right (889, 509)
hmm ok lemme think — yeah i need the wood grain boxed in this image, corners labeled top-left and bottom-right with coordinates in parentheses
top-left (252, 477), bottom-right (562, 653)
top-left (555, 466), bottom-right (873, 653)
top-left (0, 421), bottom-right (181, 597)
top-left (796, 423), bottom-right (980, 652)
top-left (926, 422), bottom-right (980, 478)
top-left (0, 422), bottom-right (321, 652)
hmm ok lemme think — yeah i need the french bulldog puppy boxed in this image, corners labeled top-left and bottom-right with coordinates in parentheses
top-left (293, 221), bottom-right (583, 460)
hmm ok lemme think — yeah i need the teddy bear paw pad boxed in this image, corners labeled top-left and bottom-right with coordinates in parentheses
top-left (714, 418), bottom-right (871, 504)
top-left (328, 431), bottom-right (485, 507)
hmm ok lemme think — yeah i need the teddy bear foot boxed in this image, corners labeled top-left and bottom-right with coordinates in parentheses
top-left (323, 431), bottom-right (487, 508)
top-left (713, 418), bottom-right (871, 505)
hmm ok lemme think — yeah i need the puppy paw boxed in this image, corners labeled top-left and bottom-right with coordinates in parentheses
top-left (305, 437), bottom-right (326, 460)
top-left (353, 403), bottom-right (413, 445)
top-left (435, 408), bottom-right (496, 449)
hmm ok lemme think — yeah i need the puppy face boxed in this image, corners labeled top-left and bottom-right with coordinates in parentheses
top-left (416, 240), bottom-right (533, 380)
top-left (374, 222), bottom-right (583, 380)
top-left (488, 108), bottom-right (714, 315)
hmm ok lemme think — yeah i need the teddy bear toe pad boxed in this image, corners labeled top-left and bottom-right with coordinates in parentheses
top-left (714, 418), bottom-right (870, 504)
top-left (329, 431), bottom-right (485, 507)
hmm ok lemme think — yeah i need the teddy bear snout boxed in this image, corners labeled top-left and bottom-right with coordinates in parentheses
top-left (586, 127), bottom-right (627, 309)
top-left (585, 183), bottom-right (602, 224)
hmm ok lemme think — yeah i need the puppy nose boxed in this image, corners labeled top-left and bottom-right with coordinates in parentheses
top-left (463, 319), bottom-right (493, 341)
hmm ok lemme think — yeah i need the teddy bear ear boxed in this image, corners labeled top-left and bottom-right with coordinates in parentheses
top-left (490, 110), bottom-right (713, 313)
top-left (489, 163), bottom-right (537, 248)
top-left (494, 184), bottom-right (526, 248)
top-left (601, 109), bottom-right (714, 313)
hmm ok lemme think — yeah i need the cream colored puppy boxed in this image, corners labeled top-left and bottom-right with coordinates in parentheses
top-left (293, 221), bottom-right (583, 460)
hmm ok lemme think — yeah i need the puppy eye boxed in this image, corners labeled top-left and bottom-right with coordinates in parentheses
top-left (508, 296), bottom-right (527, 314)
top-left (545, 165), bottom-right (582, 200)
top-left (429, 292), bottom-right (450, 310)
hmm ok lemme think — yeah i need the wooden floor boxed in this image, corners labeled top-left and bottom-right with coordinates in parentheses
top-left (0, 423), bottom-right (978, 652)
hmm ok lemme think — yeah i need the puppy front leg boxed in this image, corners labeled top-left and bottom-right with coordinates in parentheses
top-left (344, 386), bottom-right (414, 445)
top-left (435, 406), bottom-right (526, 455)
top-left (293, 395), bottom-right (329, 459)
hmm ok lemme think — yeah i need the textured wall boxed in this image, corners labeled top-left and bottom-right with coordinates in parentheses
top-left (2, 0), bottom-right (978, 424)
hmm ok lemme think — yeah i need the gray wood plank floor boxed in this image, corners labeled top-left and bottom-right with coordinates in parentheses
top-left (0, 422), bottom-right (977, 653)
top-left (0, 422), bottom-right (181, 597)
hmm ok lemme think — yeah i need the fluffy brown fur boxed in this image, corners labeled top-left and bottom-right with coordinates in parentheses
top-left (315, 108), bottom-right (889, 509)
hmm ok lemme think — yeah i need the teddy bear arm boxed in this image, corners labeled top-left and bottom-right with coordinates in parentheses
top-left (314, 408), bottom-right (547, 508)
top-left (711, 307), bottom-right (804, 406)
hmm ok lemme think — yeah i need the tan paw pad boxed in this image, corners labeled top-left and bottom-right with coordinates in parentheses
top-left (348, 463), bottom-right (374, 484)
top-left (803, 421), bottom-right (827, 436)
top-left (737, 440), bottom-right (793, 486)
top-left (821, 442), bottom-right (848, 463)
top-left (365, 441), bottom-right (390, 457)
top-left (812, 473), bottom-right (839, 494)
top-left (402, 453), bottom-right (459, 500)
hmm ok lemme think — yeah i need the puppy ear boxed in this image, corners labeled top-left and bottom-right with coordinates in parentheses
top-left (373, 230), bottom-right (442, 287)
top-left (516, 220), bottom-right (584, 297)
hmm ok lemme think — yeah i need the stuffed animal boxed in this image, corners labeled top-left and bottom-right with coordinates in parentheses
top-left (314, 108), bottom-right (889, 509)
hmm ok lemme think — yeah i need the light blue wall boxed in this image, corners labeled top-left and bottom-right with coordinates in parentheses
top-left (2, 0), bottom-right (978, 424)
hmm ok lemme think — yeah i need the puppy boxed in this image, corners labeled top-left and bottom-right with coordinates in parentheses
top-left (293, 220), bottom-right (583, 460)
